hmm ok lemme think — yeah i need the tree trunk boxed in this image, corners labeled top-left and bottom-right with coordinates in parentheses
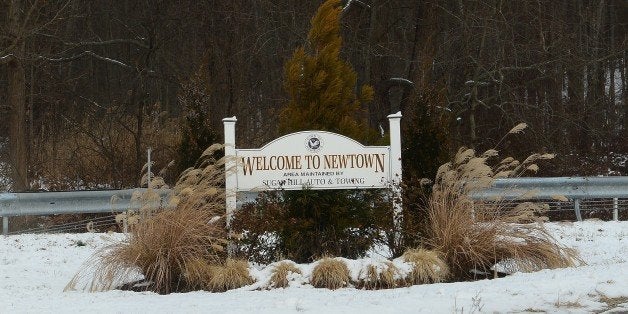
top-left (8, 58), bottom-right (28, 191)
top-left (7, 0), bottom-right (29, 191)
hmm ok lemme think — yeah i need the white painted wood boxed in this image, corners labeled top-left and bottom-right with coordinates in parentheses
top-left (235, 131), bottom-right (390, 191)
top-left (387, 112), bottom-right (403, 244)
top-left (222, 116), bottom-right (237, 229)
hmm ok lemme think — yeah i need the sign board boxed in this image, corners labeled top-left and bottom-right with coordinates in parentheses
top-left (223, 112), bottom-right (402, 229)
top-left (235, 131), bottom-right (390, 191)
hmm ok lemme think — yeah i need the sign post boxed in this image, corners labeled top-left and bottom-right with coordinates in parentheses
top-left (222, 116), bottom-right (237, 229)
top-left (387, 112), bottom-right (403, 245)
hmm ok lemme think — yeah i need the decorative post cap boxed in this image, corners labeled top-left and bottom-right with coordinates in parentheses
top-left (222, 116), bottom-right (237, 122)
top-left (387, 111), bottom-right (402, 119)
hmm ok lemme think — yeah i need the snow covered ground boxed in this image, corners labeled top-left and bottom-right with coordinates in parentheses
top-left (1, 220), bottom-right (627, 313)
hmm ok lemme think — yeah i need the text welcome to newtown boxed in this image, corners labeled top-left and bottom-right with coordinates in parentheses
top-left (240, 153), bottom-right (387, 175)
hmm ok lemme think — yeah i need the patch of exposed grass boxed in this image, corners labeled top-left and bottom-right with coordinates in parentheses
top-left (554, 299), bottom-right (583, 309)
top-left (599, 295), bottom-right (628, 310)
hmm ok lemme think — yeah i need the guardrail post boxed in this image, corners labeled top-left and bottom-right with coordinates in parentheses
top-left (574, 198), bottom-right (582, 222)
top-left (613, 198), bottom-right (618, 221)
top-left (123, 215), bottom-right (129, 233)
top-left (2, 216), bottom-right (8, 235)
top-left (147, 148), bottom-right (152, 189)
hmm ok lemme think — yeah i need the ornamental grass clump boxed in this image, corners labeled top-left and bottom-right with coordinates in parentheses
top-left (66, 206), bottom-right (227, 293)
top-left (401, 248), bottom-right (449, 284)
top-left (205, 259), bottom-right (255, 292)
top-left (357, 261), bottom-right (400, 290)
top-left (183, 257), bottom-right (215, 291)
top-left (268, 261), bottom-right (302, 289)
top-left (424, 191), bottom-right (579, 280)
top-left (311, 258), bottom-right (351, 290)
top-left (184, 258), bottom-right (254, 292)
top-left (421, 124), bottom-right (580, 280)
top-left (66, 145), bottom-right (232, 294)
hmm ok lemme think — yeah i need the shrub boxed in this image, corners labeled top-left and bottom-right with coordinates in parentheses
top-left (233, 188), bottom-right (388, 263)
top-left (176, 70), bottom-right (220, 174)
top-left (268, 261), bottom-right (302, 289)
top-left (310, 258), bottom-right (351, 290)
top-left (401, 248), bottom-right (449, 284)
top-left (375, 180), bottom-right (430, 259)
top-left (32, 102), bottom-right (179, 190)
top-left (401, 83), bottom-right (451, 182)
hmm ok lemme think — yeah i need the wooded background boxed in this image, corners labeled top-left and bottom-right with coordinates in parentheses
top-left (1, 0), bottom-right (627, 191)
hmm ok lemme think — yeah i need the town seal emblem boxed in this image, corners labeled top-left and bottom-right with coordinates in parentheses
top-left (305, 134), bottom-right (322, 152)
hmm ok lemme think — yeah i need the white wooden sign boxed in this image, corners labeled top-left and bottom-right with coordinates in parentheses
top-left (223, 112), bottom-right (402, 228)
top-left (235, 131), bottom-right (390, 191)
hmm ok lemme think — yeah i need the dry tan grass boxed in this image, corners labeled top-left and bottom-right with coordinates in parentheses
top-left (422, 138), bottom-right (580, 280)
top-left (424, 185), bottom-right (579, 280)
top-left (504, 202), bottom-right (549, 223)
top-left (599, 294), bottom-right (628, 309)
top-left (32, 104), bottom-right (180, 190)
top-left (182, 257), bottom-right (214, 290)
top-left (66, 207), bottom-right (227, 294)
top-left (184, 258), bottom-right (255, 292)
top-left (205, 259), bottom-right (255, 292)
top-left (311, 258), bottom-right (351, 290)
top-left (401, 248), bottom-right (450, 284)
top-left (269, 261), bottom-right (302, 289)
top-left (67, 146), bottom-right (230, 294)
top-left (170, 144), bottom-right (227, 215)
top-left (357, 262), bottom-right (400, 290)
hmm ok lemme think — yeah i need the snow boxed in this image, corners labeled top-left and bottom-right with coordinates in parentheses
top-left (0, 161), bottom-right (9, 191)
top-left (1, 221), bottom-right (627, 313)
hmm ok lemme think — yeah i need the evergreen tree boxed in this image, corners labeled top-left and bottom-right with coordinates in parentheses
top-left (280, 0), bottom-right (374, 142)
top-left (236, 0), bottom-right (387, 263)
top-left (176, 71), bottom-right (219, 173)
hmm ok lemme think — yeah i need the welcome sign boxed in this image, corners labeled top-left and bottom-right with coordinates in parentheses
top-left (223, 112), bottom-right (402, 227)
top-left (235, 131), bottom-right (390, 191)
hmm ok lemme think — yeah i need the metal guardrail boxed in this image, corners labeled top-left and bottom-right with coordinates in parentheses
top-left (470, 177), bottom-right (628, 221)
top-left (1, 188), bottom-right (171, 235)
top-left (1, 177), bottom-right (626, 235)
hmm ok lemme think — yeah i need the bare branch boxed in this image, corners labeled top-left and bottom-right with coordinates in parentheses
top-left (0, 54), bottom-right (16, 65)
top-left (342, 0), bottom-right (370, 14)
top-left (34, 1), bottom-right (73, 33)
top-left (39, 50), bottom-right (132, 69)
top-left (67, 39), bottom-right (150, 49)
top-left (387, 78), bottom-right (415, 88)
